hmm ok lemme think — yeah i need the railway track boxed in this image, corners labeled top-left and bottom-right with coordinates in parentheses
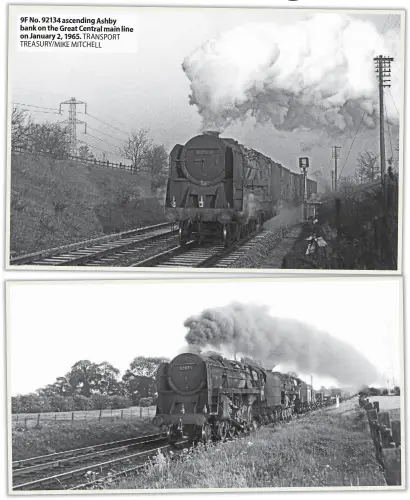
top-left (133, 226), bottom-right (287, 268)
top-left (12, 432), bottom-right (168, 491)
top-left (9, 222), bottom-right (177, 267)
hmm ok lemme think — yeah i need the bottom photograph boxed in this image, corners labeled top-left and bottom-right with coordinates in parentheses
top-left (6, 278), bottom-right (404, 493)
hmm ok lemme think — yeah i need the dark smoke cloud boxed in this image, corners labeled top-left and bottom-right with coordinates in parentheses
top-left (184, 303), bottom-right (379, 386)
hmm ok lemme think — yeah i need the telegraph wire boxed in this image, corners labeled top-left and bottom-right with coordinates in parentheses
top-left (387, 88), bottom-right (400, 119)
top-left (384, 99), bottom-right (394, 162)
top-left (337, 112), bottom-right (366, 179)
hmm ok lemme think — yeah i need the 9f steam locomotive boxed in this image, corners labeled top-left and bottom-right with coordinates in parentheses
top-left (153, 352), bottom-right (319, 446)
top-left (165, 132), bottom-right (317, 247)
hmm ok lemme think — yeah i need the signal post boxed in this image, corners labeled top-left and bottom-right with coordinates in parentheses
top-left (299, 157), bottom-right (309, 220)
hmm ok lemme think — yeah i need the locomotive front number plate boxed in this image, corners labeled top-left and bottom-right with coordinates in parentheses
top-left (195, 150), bottom-right (217, 155)
top-left (179, 365), bottom-right (193, 371)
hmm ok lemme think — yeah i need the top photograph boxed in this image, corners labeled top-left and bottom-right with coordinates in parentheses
top-left (6, 6), bottom-right (404, 272)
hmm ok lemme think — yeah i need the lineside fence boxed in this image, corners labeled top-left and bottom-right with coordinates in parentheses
top-left (11, 145), bottom-right (149, 174)
top-left (364, 401), bottom-right (401, 486)
top-left (12, 406), bottom-right (156, 429)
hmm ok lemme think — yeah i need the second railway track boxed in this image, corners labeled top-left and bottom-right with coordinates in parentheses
top-left (10, 222), bottom-right (178, 267)
top-left (12, 432), bottom-right (168, 491)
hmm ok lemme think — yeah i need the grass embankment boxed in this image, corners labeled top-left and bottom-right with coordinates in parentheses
top-left (12, 418), bottom-right (160, 461)
top-left (114, 411), bottom-right (386, 490)
top-left (10, 152), bottom-right (166, 256)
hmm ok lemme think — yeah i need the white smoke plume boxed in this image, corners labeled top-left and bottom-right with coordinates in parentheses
top-left (183, 14), bottom-right (400, 133)
top-left (184, 303), bottom-right (379, 386)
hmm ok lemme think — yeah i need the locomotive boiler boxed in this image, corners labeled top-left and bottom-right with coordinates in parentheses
top-left (153, 352), bottom-right (317, 446)
top-left (165, 132), bottom-right (317, 247)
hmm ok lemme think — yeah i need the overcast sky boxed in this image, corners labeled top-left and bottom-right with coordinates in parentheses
top-left (8, 278), bottom-right (402, 396)
top-left (9, 6), bottom-right (401, 182)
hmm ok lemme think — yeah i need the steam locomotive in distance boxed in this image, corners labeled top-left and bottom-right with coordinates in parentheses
top-left (153, 352), bottom-right (319, 446)
top-left (165, 131), bottom-right (317, 247)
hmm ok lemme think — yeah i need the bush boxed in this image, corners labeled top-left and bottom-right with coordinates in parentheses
top-left (139, 397), bottom-right (153, 408)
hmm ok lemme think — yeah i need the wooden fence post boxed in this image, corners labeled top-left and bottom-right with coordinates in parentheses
top-left (37, 414), bottom-right (41, 426)
top-left (121, 410), bottom-right (124, 419)
top-left (24, 417), bottom-right (28, 430)
top-left (364, 401), bottom-right (401, 486)
top-left (391, 420), bottom-right (401, 446)
top-left (71, 412), bottom-right (74, 425)
top-left (99, 409), bottom-right (102, 422)
top-left (140, 407), bottom-right (142, 418)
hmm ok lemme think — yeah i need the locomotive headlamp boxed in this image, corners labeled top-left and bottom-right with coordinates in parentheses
top-left (171, 196), bottom-right (176, 208)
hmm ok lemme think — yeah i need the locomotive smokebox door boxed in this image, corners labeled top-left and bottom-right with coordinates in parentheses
top-left (168, 353), bottom-right (207, 395)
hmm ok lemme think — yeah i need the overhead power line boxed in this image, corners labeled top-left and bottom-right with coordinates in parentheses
top-left (82, 131), bottom-right (121, 149)
top-left (16, 108), bottom-right (61, 116)
top-left (86, 125), bottom-right (127, 144)
top-left (79, 112), bottom-right (129, 136)
top-left (12, 101), bottom-right (60, 112)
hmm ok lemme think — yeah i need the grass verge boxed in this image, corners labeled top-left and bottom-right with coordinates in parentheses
top-left (112, 411), bottom-right (386, 490)
top-left (12, 418), bottom-right (160, 460)
top-left (10, 152), bottom-right (166, 256)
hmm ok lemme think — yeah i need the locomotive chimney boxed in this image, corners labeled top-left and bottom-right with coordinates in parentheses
top-left (203, 130), bottom-right (221, 137)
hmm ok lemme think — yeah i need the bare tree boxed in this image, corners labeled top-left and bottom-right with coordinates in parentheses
top-left (11, 107), bottom-right (32, 149)
top-left (98, 151), bottom-right (111, 163)
top-left (120, 128), bottom-right (153, 172)
top-left (77, 144), bottom-right (95, 162)
top-left (355, 151), bottom-right (380, 183)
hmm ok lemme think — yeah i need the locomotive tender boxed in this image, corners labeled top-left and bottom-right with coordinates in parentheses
top-left (153, 352), bottom-right (316, 446)
top-left (165, 131), bottom-right (317, 246)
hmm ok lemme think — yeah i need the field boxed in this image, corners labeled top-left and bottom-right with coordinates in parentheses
top-left (10, 152), bottom-right (166, 256)
top-left (368, 396), bottom-right (401, 420)
top-left (112, 404), bottom-right (387, 490)
top-left (12, 416), bottom-right (160, 461)
top-left (11, 405), bottom-right (156, 429)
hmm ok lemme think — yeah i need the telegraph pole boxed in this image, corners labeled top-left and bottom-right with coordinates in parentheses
top-left (59, 97), bottom-right (87, 155)
top-left (332, 146), bottom-right (341, 191)
top-left (374, 55), bottom-right (394, 181)
top-left (331, 170), bottom-right (334, 191)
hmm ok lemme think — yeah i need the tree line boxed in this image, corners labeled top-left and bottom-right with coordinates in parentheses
top-left (12, 356), bottom-right (168, 414)
top-left (312, 148), bottom-right (399, 194)
top-left (11, 107), bottom-right (169, 191)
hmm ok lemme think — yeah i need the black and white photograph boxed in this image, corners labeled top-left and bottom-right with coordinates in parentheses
top-left (7, 278), bottom-right (404, 492)
top-left (6, 5), bottom-right (404, 271)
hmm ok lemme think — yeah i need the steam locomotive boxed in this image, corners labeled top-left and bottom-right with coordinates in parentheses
top-left (165, 132), bottom-right (317, 247)
top-left (153, 352), bottom-right (322, 446)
